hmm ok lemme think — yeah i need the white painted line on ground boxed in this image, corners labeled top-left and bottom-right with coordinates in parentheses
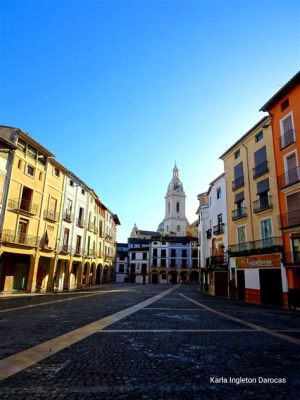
top-left (99, 329), bottom-right (256, 332)
top-left (180, 293), bottom-right (300, 346)
top-left (0, 285), bottom-right (179, 381)
top-left (0, 289), bottom-right (135, 314)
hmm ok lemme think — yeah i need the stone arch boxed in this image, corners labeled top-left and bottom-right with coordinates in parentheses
top-left (82, 261), bottom-right (91, 286)
top-left (102, 265), bottom-right (108, 284)
top-left (190, 270), bottom-right (199, 284)
top-left (169, 270), bottom-right (178, 284)
top-left (91, 262), bottom-right (97, 285)
top-left (180, 270), bottom-right (188, 283)
top-left (96, 263), bottom-right (102, 285)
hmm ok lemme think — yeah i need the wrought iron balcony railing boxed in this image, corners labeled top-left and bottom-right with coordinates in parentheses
top-left (213, 223), bottom-right (225, 235)
top-left (73, 247), bottom-right (83, 256)
top-left (228, 236), bottom-right (283, 256)
top-left (280, 129), bottom-right (296, 150)
top-left (278, 166), bottom-right (300, 190)
top-left (63, 210), bottom-right (73, 222)
top-left (280, 209), bottom-right (300, 229)
top-left (1, 229), bottom-right (39, 247)
top-left (77, 218), bottom-right (85, 228)
top-left (8, 198), bottom-right (38, 215)
top-left (253, 161), bottom-right (269, 179)
top-left (232, 207), bottom-right (247, 221)
top-left (206, 255), bottom-right (228, 268)
top-left (85, 249), bottom-right (96, 257)
top-left (253, 196), bottom-right (272, 213)
top-left (232, 176), bottom-right (244, 191)
top-left (59, 243), bottom-right (72, 254)
top-left (43, 209), bottom-right (59, 222)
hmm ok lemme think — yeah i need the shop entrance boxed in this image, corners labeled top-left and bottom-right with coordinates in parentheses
top-left (236, 270), bottom-right (245, 301)
top-left (259, 268), bottom-right (283, 307)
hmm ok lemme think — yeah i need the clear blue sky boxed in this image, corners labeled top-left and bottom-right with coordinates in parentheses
top-left (0, 0), bottom-right (299, 242)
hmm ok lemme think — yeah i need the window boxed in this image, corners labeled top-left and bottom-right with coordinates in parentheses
top-left (233, 162), bottom-right (244, 190)
top-left (292, 239), bottom-right (300, 262)
top-left (176, 202), bottom-right (180, 212)
top-left (280, 113), bottom-right (295, 149)
top-left (286, 192), bottom-right (300, 227)
top-left (260, 218), bottom-right (273, 247)
top-left (281, 98), bottom-right (289, 111)
top-left (256, 179), bottom-right (270, 211)
top-left (26, 165), bottom-right (35, 176)
top-left (17, 218), bottom-right (28, 244)
top-left (152, 258), bottom-right (157, 267)
top-left (153, 248), bottom-right (157, 257)
top-left (234, 149), bottom-right (240, 159)
top-left (182, 249), bottom-right (187, 257)
top-left (20, 187), bottom-right (33, 212)
top-left (237, 226), bottom-right (246, 251)
top-left (161, 259), bottom-right (166, 267)
top-left (63, 228), bottom-right (69, 251)
top-left (45, 225), bottom-right (55, 249)
top-left (39, 172), bottom-right (43, 181)
top-left (171, 249), bottom-right (176, 257)
top-left (69, 180), bottom-right (74, 187)
top-left (53, 167), bottom-right (60, 177)
top-left (76, 235), bottom-right (81, 253)
top-left (217, 214), bottom-right (222, 225)
top-left (284, 152), bottom-right (300, 187)
top-left (168, 202), bottom-right (170, 215)
top-left (253, 146), bottom-right (268, 178)
top-left (37, 153), bottom-right (46, 166)
top-left (119, 264), bottom-right (124, 273)
top-left (141, 264), bottom-right (147, 274)
top-left (177, 225), bottom-right (180, 232)
top-left (217, 188), bottom-right (221, 199)
top-left (81, 189), bottom-right (85, 195)
top-left (131, 252), bottom-right (136, 260)
top-left (17, 159), bottom-right (22, 169)
top-left (161, 249), bottom-right (166, 257)
top-left (255, 131), bottom-right (264, 142)
top-left (143, 252), bottom-right (147, 260)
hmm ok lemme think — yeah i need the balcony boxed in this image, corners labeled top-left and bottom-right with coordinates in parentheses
top-left (213, 223), bottom-right (225, 235)
top-left (85, 249), bottom-right (96, 257)
top-left (77, 218), bottom-right (85, 228)
top-left (44, 209), bottom-right (59, 222)
top-left (228, 236), bottom-right (283, 256)
top-left (232, 176), bottom-right (244, 191)
top-left (8, 198), bottom-right (38, 216)
top-left (63, 210), bottom-right (73, 223)
top-left (206, 229), bottom-right (212, 239)
top-left (280, 209), bottom-right (300, 229)
top-left (1, 229), bottom-right (39, 247)
top-left (73, 247), bottom-right (83, 256)
top-left (232, 207), bottom-right (247, 221)
top-left (59, 243), bottom-right (72, 254)
top-left (280, 129), bottom-right (296, 150)
top-left (278, 166), bottom-right (300, 190)
top-left (253, 161), bottom-right (269, 179)
top-left (253, 196), bottom-right (272, 213)
top-left (206, 255), bottom-right (228, 269)
top-left (283, 251), bottom-right (300, 265)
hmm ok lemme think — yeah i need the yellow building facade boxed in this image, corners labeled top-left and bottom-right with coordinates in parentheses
top-left (220, 116), bottom-right (288, 307)
top-left (0, 126), bottom-right (120, 294)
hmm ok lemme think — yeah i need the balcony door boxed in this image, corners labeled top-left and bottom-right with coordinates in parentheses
top-left (20, 187), bottom-right (33, 212)
top-left (285, 152), bottom-right (298, 185)
top-left (18, 218), bottom-right (28, 244)
top-left (287, 192), bottom-right (300, 227)
top-left (260, 218), bottom-right (273, 247)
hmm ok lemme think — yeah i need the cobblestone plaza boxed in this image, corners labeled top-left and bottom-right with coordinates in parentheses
top-left (0, 284), bottom-right (299, 399)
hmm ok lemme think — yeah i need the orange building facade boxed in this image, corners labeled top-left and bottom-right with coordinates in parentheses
top-left (261, 71), bottom-right (300, 307)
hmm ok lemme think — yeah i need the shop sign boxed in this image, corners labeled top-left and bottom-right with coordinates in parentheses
top-left (236, 254), bottom-right (281, 269)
